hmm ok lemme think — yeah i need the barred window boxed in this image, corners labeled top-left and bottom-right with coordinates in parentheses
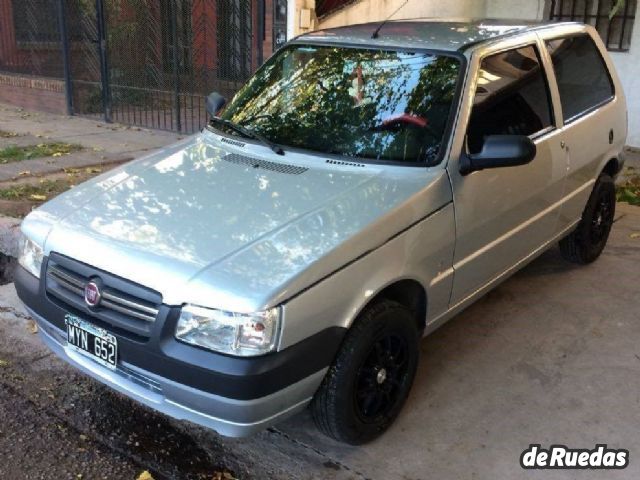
top-left (12, 0), bottom-right (84, 44)
top-left (12, 0), bottom-right (61, 43)
top-left (160, 0), bottom-right (193, 74)
top-left (548, 0), bottom-right (637, 52)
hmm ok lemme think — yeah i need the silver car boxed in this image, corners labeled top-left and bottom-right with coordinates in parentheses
top-left (15, 20), bottom-right (626, 444)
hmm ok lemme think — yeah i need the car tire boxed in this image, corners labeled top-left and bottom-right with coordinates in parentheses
top-left (311, 299), bottom-right (419, 445)
top-left (559, 173), bottom-right (616, 264)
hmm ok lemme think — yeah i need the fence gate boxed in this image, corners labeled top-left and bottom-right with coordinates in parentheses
top-left (66, 0), bottom-right (109, 121)
top-left (0, 0), bottom-right (276, 132)
top-left (64, 0), bottom-right (262, 133)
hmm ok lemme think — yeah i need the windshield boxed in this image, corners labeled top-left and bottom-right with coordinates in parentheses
top-left (219, 45), bottom-right (461, 164)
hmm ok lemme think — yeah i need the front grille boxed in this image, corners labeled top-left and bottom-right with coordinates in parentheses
top-left (48, 265), bottom-right (158, 322)
top-left (45, 253), bottom-right (163, 338)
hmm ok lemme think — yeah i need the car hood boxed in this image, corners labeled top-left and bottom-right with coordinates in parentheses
top-left (23, 131), bottom-right (451, 312)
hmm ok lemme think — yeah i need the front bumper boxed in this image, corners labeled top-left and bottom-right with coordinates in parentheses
top-left (15, 263), bottom-right (344, 437)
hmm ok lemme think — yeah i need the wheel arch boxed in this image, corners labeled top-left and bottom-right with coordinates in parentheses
top-left (353, 278), bottom-right (428, 333)
top-left (602, 157), bottom-right (621, 178)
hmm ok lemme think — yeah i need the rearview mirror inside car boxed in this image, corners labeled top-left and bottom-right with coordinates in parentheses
top-left (206, 92), bottom-right (227, 118)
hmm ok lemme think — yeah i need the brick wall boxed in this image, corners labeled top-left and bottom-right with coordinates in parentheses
top-left (264, 0), bottom-right (275, 60)
top-left (0, 74), bottom-right (67, 114)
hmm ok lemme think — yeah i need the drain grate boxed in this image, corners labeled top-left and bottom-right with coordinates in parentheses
top-left (223, 153), bottom-right (308, 175)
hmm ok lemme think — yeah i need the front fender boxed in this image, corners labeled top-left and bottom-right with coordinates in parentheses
top-left (279, 203), bottom-right (456, 350)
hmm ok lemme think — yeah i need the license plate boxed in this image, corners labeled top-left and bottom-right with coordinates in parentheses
top-left (65, 314), bottom-right (118, 370)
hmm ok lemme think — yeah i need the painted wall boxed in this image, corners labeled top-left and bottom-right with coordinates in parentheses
top-left (316, 0), bottom-right (489, 30)
top-left (485, 0), bottom-right (547, 20)
top-left (607, 42), bottom-right (640, 147)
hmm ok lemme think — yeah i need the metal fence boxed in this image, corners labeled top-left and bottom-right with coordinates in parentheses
top-left (0, 0), bottom-right (278, 133)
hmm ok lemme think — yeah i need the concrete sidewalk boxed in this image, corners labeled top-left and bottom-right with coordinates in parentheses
top-left (0, 103), bottom-right (184, 159)
top-left (0, 103), bottom-right (185, 258)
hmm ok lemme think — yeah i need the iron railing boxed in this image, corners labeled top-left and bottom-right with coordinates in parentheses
top-left (0, 0), bottom-right (283, 133)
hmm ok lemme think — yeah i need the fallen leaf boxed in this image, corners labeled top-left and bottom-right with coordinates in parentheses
top-left (52, 152), bottom-right (63, 157)
top-left (27, 320), bottom-right (38, 334)
top-left (29, 194), bottom-right (47, 201)
top-left (630, 233), bottom-right (640, 239)
top-left (79, 434), bottom-right (87, 441)
top-left (212, 471), bottom-right (238, 480)
top-left (0, 359), bottom-right (9, 367)
top-left (137, 471), bottom-right (154, 480)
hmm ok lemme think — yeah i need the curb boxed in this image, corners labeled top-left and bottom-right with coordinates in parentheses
top-left (0, 215), bottom-right (21, 256)
top-left (0, 215), bottom-right (21, 284)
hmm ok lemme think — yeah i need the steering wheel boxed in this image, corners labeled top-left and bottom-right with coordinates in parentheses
top-left (380, 114), bottom-right (429, 129)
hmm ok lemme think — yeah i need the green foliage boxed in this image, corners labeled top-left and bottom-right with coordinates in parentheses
top-left (610, 0), bottom-right (626, 19)
top-left (0, 143), bottom-right (82, 163)
top-left (616, 175), bottom-right (640, 206)
top-left (0, 179), bottom-right (70, 201)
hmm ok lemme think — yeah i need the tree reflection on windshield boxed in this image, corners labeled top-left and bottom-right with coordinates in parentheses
top-left (221, 45), bottom-right (461, 164)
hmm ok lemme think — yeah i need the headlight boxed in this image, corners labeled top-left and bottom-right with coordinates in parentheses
top-left (175, 304), bottom-right (281, 356)
top-left (18, 234), bottom-right (44, 279)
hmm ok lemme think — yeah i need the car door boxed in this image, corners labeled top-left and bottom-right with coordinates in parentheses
top-left (447, 39), bottom-right (567, 306)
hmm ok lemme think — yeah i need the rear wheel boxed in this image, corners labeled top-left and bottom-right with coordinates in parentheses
top-left (559, 173), bottom-right (615, 264)
top-left (311, 299), bottom-right (419, 445)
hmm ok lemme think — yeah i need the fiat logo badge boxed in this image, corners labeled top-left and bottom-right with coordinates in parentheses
top-left (84, 281), bottom-right (101, 307)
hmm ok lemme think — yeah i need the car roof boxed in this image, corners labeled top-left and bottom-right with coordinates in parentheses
top-left (295, 19), bottom-right (582, 52)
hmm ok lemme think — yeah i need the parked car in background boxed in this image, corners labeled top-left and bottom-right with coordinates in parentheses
top-left (15, 20), bottom-right (626, 445)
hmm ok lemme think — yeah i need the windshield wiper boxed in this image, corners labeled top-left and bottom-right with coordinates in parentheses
top-left (209, 117), bottom-right (284, 155)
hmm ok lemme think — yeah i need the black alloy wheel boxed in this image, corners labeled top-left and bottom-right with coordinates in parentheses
top-left (311, 299), bottom-right (419, 445)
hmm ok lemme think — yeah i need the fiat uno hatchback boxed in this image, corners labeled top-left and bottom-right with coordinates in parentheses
top-left (15, 20), bottom-right (626, 444)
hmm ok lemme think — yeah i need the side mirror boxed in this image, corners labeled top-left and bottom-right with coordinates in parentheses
top-left (460, 135), bottom-right (536, 175)
top-left (206, 92), bottom-right (227, 118)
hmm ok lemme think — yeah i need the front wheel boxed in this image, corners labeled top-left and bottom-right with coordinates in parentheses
top-left (311, 299), bottom-right (419, 445)
top-left (559, 173), bottom-right (616, 264)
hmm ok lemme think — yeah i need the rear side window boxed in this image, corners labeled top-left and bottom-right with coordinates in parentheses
top-left (546, 35), bottom-right (615, 123)
top-left (467, 45), bottom-right (553, 154)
